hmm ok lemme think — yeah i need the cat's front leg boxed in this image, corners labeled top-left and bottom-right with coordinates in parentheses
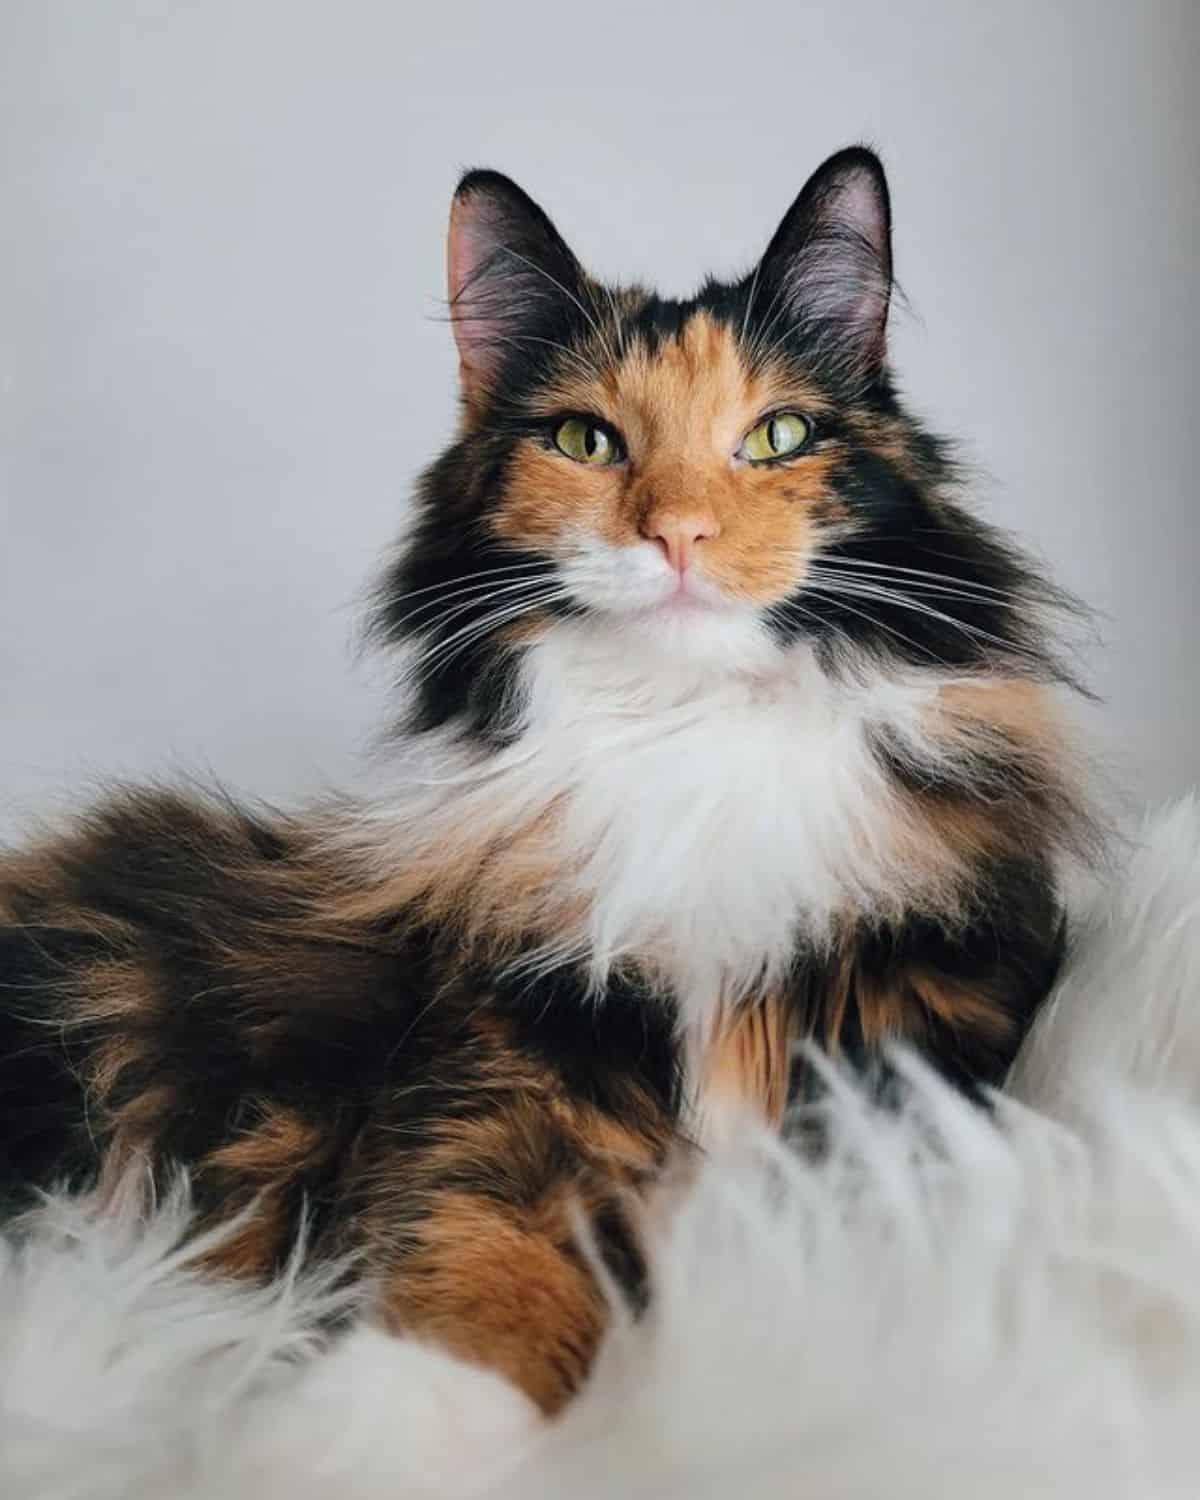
top-left (360, 1087), bottom-right (666, 1414)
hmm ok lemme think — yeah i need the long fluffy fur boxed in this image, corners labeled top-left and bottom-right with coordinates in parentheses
top-left (2, 797), bottom-right (1198, 1500)
top-left (351, 632), bottom-right (1091, 1018)
top-left (0, 147), bottom-right (1102, 1413)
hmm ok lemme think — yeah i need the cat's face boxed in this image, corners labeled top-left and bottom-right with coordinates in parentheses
top-left (377, 149), bottom-right (1047, 737)
top-left (491, 309), bottom-right (847, 625)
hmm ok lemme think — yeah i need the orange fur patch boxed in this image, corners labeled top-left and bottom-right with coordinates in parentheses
top-left (331, 798), bottom-right (580, 958)
top-left (194, 1205), bottom-right (294, 1280)
top-left (490, 312), bottom-right (847, 602)
top-left (904, 676), bottom-right (1070, 864)
top-left (817, 941), bottom-right (1019, 1056)
top-left (366, 1054), bottom-right (673, 1413)
top-left (194, 1106), bottom-right (336, 1279)
top-left (934, 677), bottom-right (1061, 753)
top-left (204, 1105), bottom-right (327, 1181)
top-left (382, 1188), bottom-right (606, 1414)
top-left (703, 997), bottom-right (797, 1125)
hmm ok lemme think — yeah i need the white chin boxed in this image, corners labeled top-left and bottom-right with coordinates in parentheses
top-left (593, 595), bottom-right (782, 675)
top-left (557, 538), bottom-right (784, 674)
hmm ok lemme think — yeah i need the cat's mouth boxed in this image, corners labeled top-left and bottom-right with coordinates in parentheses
top-left (649, 578), bottom-right (722, 615)
top-left (657, 590), bottom-right (710, 610)
top-left (555, 537), bottom-right (768, 629)
top-left (642, 562), bottom-right (761, 618)
top-left (622, 570), bottom-right (771, 644)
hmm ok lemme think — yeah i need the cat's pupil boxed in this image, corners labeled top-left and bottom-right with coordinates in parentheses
top-left (585, 425), bottom-right (597, 458)
top-left (768, 419), bottom-right (781, 453)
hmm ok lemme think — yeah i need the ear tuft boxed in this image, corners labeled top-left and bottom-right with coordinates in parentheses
top-left (753, 147), bottom-right (894, 385)
top-left (447, 171), bottom-right (581, 407)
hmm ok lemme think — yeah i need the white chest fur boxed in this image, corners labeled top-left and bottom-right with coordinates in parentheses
top-left (370, 620), bottom-right (964, 1030)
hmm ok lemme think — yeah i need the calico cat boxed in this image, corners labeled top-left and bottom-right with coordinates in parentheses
top-left (0, 148), bottom-right (1093, 1413)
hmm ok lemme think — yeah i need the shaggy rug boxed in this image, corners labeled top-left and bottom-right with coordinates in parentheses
top-left (3, 799), bottom-right (1200, 1499)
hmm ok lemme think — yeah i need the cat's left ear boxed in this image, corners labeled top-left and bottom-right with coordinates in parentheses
top-left (447, 170), bottom-right (582, 411)
top-left (752, 147), bottom-right (893, 384)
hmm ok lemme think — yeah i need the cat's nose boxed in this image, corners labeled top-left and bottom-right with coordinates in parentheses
top-left (641, 512), bottom-right (721, 574)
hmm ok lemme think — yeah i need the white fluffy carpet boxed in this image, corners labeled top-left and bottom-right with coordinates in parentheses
top-left (5, 800), bottom-right (1200, 1499)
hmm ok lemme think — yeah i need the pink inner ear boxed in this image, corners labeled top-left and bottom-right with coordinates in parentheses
top-left (447, 211), bottom-right (486, 375)
top-left (830, 170), bottom-right (888, 263)
top-left (783, 166), bottom-right (892, 373)
top-left (447, 199), bottom-right (507, 387)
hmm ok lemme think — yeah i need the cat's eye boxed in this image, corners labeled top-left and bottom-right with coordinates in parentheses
top-left (739, 412), bottom-right (812, 464)
top-left (552, 416), bottom-right (621, 467)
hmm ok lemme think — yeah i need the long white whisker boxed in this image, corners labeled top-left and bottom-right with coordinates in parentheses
top-left (603, 283), bottom-right (627, 361)
top-left (810, 555), bottom-right (1022, 600)
top-left (392, 574), bottom-right (556, 634)
top-left (803, 578), bottom-right (1037, 662)
top-left (388, 562), bottom-right (555, 607)
top-left (579, 275), bottom-right (627, 371)
top-left (793, 585), bottom-right (949, 665)
top-left (414, 589), bottom-right (570, 680)
top-left (419, 587), bottom-right (566, 662)
top-left (808, 578), bottom-right (1014, 646)
top-left (585, 279), bottom-right (625, 370)
top-left (418, 596), bottom-right (568, 682)
top-left (765, 596), bottom-right (856, 660)
top-left (807, 565), bottom-right (1020, 611)
top-left (739, 260), bottom-right (765, 347)
top-left (745, 280), bottom-right (794, 369)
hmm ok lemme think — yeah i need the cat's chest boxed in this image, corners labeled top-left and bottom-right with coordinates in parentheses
top-left (513, 636), bottom-right (953, 1005)
top-left (379, 634), bottom-right (966, 1020)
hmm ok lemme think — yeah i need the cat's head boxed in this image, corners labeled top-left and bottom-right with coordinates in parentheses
top-left (374, 148), bottom-right (1062, 739)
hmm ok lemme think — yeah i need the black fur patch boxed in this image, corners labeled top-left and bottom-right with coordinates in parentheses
top-left (0, 790), bottom-right (682, 1251)
top-left (787, 852), bottom-right (1065, 1107)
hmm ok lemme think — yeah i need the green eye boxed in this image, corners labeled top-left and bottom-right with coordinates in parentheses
top-left (740, 412), bottom-right (812, 463)
top-left (553, 416), bottom-right (619, 466)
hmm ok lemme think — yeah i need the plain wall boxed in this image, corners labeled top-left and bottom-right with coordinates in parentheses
top-left (2, 0), bottom-right (1197, 835)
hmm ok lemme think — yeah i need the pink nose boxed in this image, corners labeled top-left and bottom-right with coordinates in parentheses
top-left (641, 513), bottom-right (720, 573)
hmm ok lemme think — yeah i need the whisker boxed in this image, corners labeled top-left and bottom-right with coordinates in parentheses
top-left (418, 599), bottom-right (568, 683)
top-left (845, 535), bottom-right (1084, 607)
top-left (389, 562), bottom-right (556, 608)
top-left (739, 260), bottom-right (765, 347)
top-left (789, 585), bottom-right (951, 666)
top-left (581, 277), bottom-right (625, 371)
top-left (810, 555), bottom-right (1024, 601)
top-left (483, 330), bottom-right (603, 383)
top-left (602, 283), bottom-right (629, 361)
top-left (764, 596), bottom-right (856, 662)
top-left (808, 577), bottom-right (1015, 645)
top-left (390, 573), bottom-right (556, 634)
top-left (414, 589), bottom-right (570, 680)
top-left (807, 565), bottom-right (1021, 611)
top-left (802, 578), bottom-right (1040, 663)
top-left (744, 280), bottom-right (795, 370)
top-left (497, 247), bottom-right (621, 370)
top-left (419, 586), bottom-right (566, 656)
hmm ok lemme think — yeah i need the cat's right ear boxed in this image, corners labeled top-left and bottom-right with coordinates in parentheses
top-left (751, 147), bottom-right (893, 388)
top-left (447, 170), bottom-right (582, 411)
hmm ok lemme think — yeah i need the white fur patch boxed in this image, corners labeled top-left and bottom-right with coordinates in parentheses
top-left (362, 612), bottom-right (977, 1031)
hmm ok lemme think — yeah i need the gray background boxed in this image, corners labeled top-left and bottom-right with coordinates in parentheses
top-left (2, 0), bottom-right (1197, 836)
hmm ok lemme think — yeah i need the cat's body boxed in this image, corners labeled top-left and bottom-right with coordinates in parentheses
top-left (0, 149), bottom-right (1093, 1411)
top-left (0, 788), bottom-right (680, 1412)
